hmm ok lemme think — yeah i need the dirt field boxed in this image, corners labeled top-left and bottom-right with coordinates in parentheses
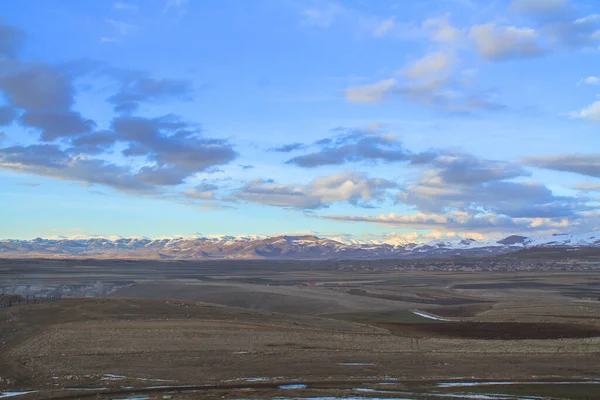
top-left (1, 259), bottom-right (600, 399)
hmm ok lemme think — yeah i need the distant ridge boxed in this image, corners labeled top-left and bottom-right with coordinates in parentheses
top-left (1, 231), bottom-right (599, 260)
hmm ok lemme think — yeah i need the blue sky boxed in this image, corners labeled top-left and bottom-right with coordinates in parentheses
top-left (1, 0), bottom-right (599, 242)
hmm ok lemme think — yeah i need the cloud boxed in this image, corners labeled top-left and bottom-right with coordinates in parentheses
top-left (346, 49), bottom-right (503, 113)
top-left (579, 76), bottom-right (600, 85)
top-left (0, 20), bottom-right (237, 199)
top-left (395, 77), bottom-right (504, 114)
top-left (421, 153), bottom-right (529, 184)
top-left (575, 182), bottom-right (600, 192)
top-left (113, 114), bottom-right (237, 179)
top-left (101, 19), bottom-right (139, 43)
top-left (320, 210), bottom-right (572, 233)
top-left (21, 110), bottom-right (95, 141)
top-left (545, 15), bottom-right (600, 49)
top-left (509, 0), bottom-right (570, 19)
top-left (373, 18), bottom-right (395, 37)
top-left (566, 100), bottom-right (600, 122)
top-left (114, 2), bottom-right (139, 12)
top-left (402, 52), bottom-right (456, 79)
top-left (510, 0), bottom-right (600, 50)
top-left (63, 60), bottom-right (195, 112)
top-left (107, 76), bottom-right (193, 113)
top-left (0, 58), bottom-right (94, 141)
top-left (301, 3), bottom-right (345, 28)
top-left (239, 164), bottom-right (254, 170)
top-left (233, 172), bottom-right (396, 209)
top-left (270, 143), bottom-right (307, 153)
top-left (286, 128), bottom-right (410, 168)
top-left (135, 165), bottom-right (189, 186)
top-left (106, 19), bottom-right (138, 36)
top-left (0, 144), bottom-right (154, 194)
top-left (422, 15), bottom-right (464, 44)
top-left (344, 79), bottom-right (396, 104)
top-left (182, 184), bottom-right (217, 200)
top-left (0, 106), bottom-right (16, 126)
top-left (396, 152), bottom-right (587, 220)
top-left (0, 63), bottom-right (73, 110)
top-left (0, 139), bottom-right (231, 195)
top-left (165, 0), bottom-right (188, 11)
top-left (0, 21), bottom-right (23, 58)
top-left (524, 154), bottom-right (600, 178)
top-left (68, 130), bottom-right (118, 155)
top-left (469, 23), bottom-right (545, 61)
top-left (0, 144), bottom-right (69, 168)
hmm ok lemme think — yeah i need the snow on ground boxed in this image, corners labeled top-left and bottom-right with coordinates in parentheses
top-left (412, 311), bottom-right (451, 321)
top-left (0, 392), bottom-right (38, 399)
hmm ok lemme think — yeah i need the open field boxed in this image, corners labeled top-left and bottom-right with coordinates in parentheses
top-left (1, 258), bottom-right (600, 399)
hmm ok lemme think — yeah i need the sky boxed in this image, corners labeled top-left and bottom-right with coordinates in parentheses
top-left (0, 0), bottom-right (600, 242)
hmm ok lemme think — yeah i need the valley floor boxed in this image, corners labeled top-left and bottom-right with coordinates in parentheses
top-left (1, 259), bottom-right (600, 399)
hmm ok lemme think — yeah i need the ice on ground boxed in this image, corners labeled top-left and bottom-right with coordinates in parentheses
top-left (112, 397), bottom-right (149, 400)
top-left (338, 362), bottom-right (375, 366)
top-left (242, 376), bottom-right (284, 382)
top-left (103, 374), bottom-right (127, 380)
top-left (135, 377), bottom-right (175, 382)
top-left (437, 380), bottom-right (600, 387)
top-left (412, 311), bottom-right (451, 321)
top-left (280, 384), bottom-right (307, 389)
top-left (0, 392), bottom-right (38, 399)
top-left (290, 397), bottom-right (416, 400)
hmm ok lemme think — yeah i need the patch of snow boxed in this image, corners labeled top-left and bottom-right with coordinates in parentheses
top-left (279, 384), bottom-right (307, 389)
top-left (102, 373), bottom-right (127, 380)
top-left (135, 377), bottom-right (175, 382)
top-left (0, 392), bottom-right (38, 399)
top-left (437, 380), bottom-right (600, 387)
top-left (338, 362), bottom-right (376, 366)
top-left (412, 311), bottom-right (451, 321)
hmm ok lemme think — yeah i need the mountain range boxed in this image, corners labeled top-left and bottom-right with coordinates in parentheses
top-left (1, 231), bottom-right (599, 260)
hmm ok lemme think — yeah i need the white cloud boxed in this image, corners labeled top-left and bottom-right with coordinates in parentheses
top-left (301, 3), bottom-right (344, 28)
top-left (321, 210), bottom-right (574, 233)
top-left (182, 189), bottom-right (215, 200)
top-left (579, 76), bottom-right (600, 85)
top-left (567, 100), bottom-right (600, 122)
top-left (234, 172), bottom-right (395, 209)
top-left (574, 182), bottom-right (600, 191)
top-left (423, 15), bottom-right (463, 44)
top-left (373, 18), bottom-right (395, 37)
top-left (344, 79), bottom-right (396, 104)
top-left (469, 23), bottom-right (544, 60)
top-left (402, 52), bottom-right (456, 79)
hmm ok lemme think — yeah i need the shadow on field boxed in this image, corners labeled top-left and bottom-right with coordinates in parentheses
top-left (377, 321), bottom-right (600, 340)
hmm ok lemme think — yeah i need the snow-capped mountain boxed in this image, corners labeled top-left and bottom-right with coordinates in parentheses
top-left (1, 231), bottom-right (599, 259)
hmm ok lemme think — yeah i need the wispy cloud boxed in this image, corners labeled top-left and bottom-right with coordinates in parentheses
top-left (113, 2), bottom-right (139, 12)
top-left (101, 19), bottom-right (139, 43)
